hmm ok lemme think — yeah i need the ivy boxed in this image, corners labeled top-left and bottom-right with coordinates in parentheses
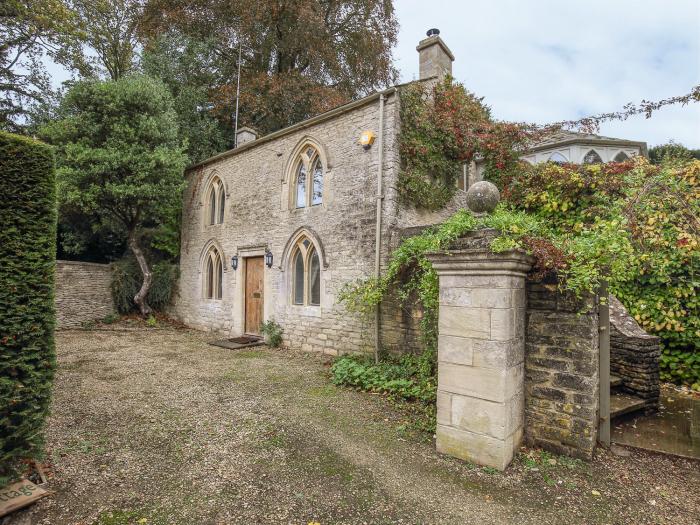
top-left (397, 77), bottom-right (528, 209)
top-left (503, 158), bottom-right (699, 388)
top-left (341, 157), bottom-right (699, 390)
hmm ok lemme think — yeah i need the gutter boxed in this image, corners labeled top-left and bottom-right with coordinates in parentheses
top-left (373, 93), bottom-right (385, 364)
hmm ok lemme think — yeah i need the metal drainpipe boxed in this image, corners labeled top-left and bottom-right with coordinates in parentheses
top-left (373, 93), bottom-right (385, 364)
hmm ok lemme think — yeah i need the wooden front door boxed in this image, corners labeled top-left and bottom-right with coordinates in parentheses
top-left (245, 256), bottom-right (264, 335)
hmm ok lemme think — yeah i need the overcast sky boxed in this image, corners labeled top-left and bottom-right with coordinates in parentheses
top-left (393, 0), bottom-right (700, 147)
top-left (43, 1), bottom-right (699, 147)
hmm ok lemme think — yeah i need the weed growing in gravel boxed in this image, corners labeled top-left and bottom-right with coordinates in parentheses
top-left (97, 509), bottom-right (168, 525)
top-left (231, 350), bottom-right (265, 359)
top-left (102, 313), bottom-right (120, 324)
top-left (55, 437), bottom-right (109, 457)
top-left (307, 385), bottom-right (337, 397)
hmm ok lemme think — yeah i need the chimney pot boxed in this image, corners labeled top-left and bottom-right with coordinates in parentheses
top-left (235, 126), bottom-right (258, 147)
top-left (416, 29), bottom-right (454, 80)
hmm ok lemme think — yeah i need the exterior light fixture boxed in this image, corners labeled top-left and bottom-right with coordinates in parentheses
top-left (265, 250), bottom-right (273, 268)
top-left (359, 130), bottom-right (376, 149)
top-left (231, 255), bottom-right (239, 271)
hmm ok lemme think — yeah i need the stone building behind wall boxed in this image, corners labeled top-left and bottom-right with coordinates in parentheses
top-left (172, 31), bottom-right (464, 353)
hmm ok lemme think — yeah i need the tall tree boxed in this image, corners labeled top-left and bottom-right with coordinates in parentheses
top-left (65, 0), bottom-right (143, 80)
top-left (0, 0), bottom-right (80, 131)
top-left (41, 75), bottom-right (187, 315)
top-left (141, 32), bottom-right (231, 163)
top-left (140, 0), bottom-right (398, 134)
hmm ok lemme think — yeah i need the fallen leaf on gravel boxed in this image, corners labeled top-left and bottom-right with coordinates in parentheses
top-left (591, 490), bottom-right (601, 497)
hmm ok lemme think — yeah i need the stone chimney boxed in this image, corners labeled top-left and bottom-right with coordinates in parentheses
top-left (417, 28), bottom-right (454, 80)
top-left (235, 126), bottom-right (258, 147)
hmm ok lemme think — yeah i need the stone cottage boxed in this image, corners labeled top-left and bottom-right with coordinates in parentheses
top-left (172, 30), bottom-right (466, 354)
top-left (172, 30), bottom-right (648, 358)
top-left (171, 30), bottom-right (660, 467)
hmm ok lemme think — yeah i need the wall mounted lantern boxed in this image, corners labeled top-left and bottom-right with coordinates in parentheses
top-left (231, 255), bottom-right (239, 271)
top-left (265, 250), bottom-right (273, 268)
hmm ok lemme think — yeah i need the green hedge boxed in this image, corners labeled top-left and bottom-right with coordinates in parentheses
top-left (0, 132), bottom-right (57, 478)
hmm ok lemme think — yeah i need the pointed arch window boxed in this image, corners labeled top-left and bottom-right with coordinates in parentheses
top-left (294, 147), bottom-right (324, 208)
top-left (291, 236), bottom-right (321, 306)
top-left (205, 177), bottom-right (226, 225)
top-left (203, 247), bottom-right (224, 299)
top-left (548, 152), bottom-right (568, 164)
top-left (583, 149), bottom-right (603, 164)
top-left (613, 151), bottom-right (629, 162)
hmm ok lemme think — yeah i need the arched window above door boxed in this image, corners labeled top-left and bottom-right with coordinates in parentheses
top-left (293, 146), bottom-right (324, 208)
top-left (204, 176), bottom-right (226, 225)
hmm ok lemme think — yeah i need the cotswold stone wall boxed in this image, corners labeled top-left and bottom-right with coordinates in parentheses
top-left (55, 260), bottom-right (115, 329)
top-left (609, 295), bottom-right (660, 409)
top-left (524, 281), bottom-right (599, 459)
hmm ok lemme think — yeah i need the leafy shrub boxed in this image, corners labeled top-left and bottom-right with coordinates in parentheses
top-left (0, 132), bottom-right (57, 478)
top-left (503, 158), bottom-right (699, 387)
top-left (331, 353), bottom-right (437, 431)
top-left (331, 354), bottom-right (436, 401)
top-left (343, 157), bottom-right (699, 389)
top-left (102, 313), bottom-right (120, 324)
top-left (111, 258), bottom-right (179, 314)
top-left (260, 319), bottom-right (283, 348)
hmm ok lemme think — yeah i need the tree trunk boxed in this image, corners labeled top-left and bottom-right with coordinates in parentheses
top-left (128, 229), bottom-right (153, 317)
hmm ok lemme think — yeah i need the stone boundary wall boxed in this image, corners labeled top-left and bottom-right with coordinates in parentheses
top-left (609, 295), bottom-right (660, 409)
top-left (524, 280), bottom-right (599, 459)
top-left (56, 260), bottom-right (116, 329)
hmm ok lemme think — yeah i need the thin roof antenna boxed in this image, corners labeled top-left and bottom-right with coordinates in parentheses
top-left (234, 39), bottom-right (242, 147)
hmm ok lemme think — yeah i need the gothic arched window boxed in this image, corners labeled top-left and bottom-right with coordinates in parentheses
top-left (548, 152), bottom-right (568, 164)
top-left (583, 149), bottom-right (603, 164)
top-left (203, 247), bottom-right (223, 299)
top-left (205, 177), bottom-right (226, 225)
top-left (291, 236), bottom-right (321, 306)
top-left (294, 147), bottom-right (324, 208)
top-left (613, 151), bottom-right (629, 162)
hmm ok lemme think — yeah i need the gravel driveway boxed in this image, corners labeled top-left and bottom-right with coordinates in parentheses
top-left (15, 326), bottom-right (700, 524)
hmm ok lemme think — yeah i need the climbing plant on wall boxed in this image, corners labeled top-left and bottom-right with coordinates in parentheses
top-left (397, 77), bottom-right (530, 210)
top-left (503, 157), bottom-right (700, 388)
top-left (341, 157), bottom-right (700, 390)
top-left (0, 132), bottom-right (57, 480)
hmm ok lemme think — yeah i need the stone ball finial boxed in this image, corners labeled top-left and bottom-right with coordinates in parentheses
top-left (466, 180), bottom-right (500, 215)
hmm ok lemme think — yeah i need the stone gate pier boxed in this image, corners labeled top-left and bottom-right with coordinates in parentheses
top-left (428, 229), bottom-right (533, 470)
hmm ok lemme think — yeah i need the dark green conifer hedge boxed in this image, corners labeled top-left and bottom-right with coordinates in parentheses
top-left (0, 132), bottom-right (57, 478)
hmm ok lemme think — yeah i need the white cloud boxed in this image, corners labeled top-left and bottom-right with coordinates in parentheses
top-left (394, 0), bottom-right (700, 147)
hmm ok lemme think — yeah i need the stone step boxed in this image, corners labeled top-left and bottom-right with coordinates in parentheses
top-left (610, 393), bottom-right (646, 419)
top-left (610, 375), bottom-right (623, 388)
